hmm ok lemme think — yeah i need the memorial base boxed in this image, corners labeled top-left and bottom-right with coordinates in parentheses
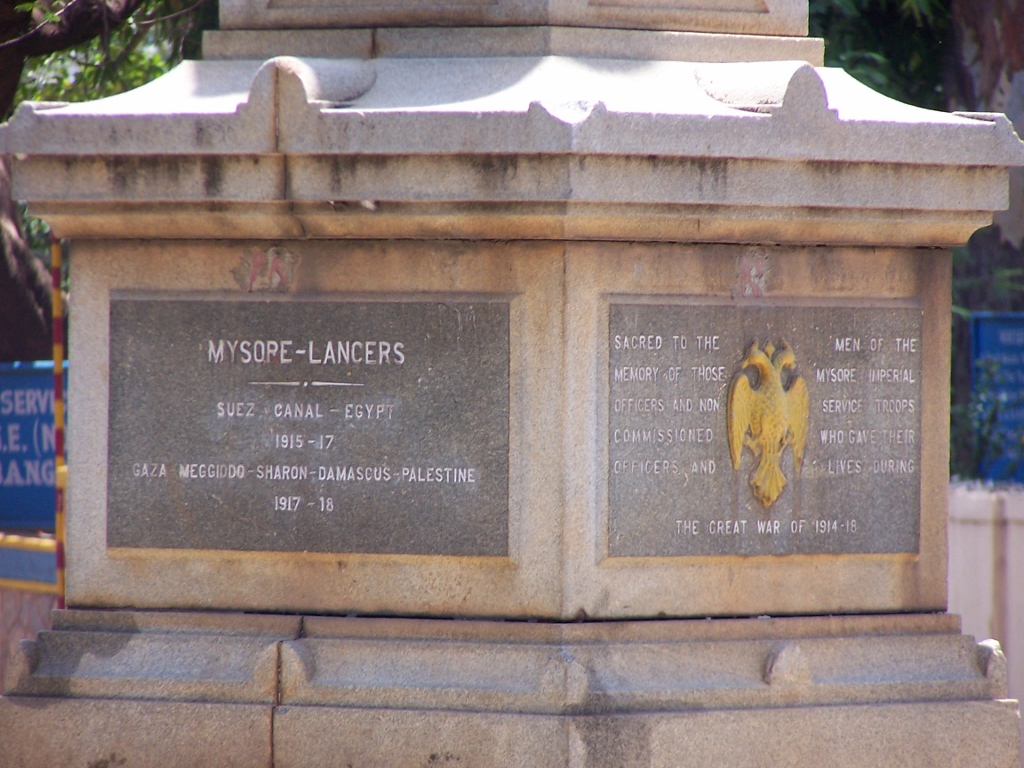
top-left (1, 610), bottom-right (1018, 767)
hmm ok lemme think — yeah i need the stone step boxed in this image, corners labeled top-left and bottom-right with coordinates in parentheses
top-left (1, 695), bottom-right (1017, 768)
top-left (3, 610), bottom-right (1007, 712)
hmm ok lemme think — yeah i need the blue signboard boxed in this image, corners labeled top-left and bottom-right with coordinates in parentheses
top-left (970, 313), bottom-right (1024, 481)
top-left (0, 361), bottom-right (64, 531)
top-left (0, 536), bottom-right (57, 592)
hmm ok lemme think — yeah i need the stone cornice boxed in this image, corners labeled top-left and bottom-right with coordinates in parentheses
top-left (3, 55), bottom-right (1022, 246)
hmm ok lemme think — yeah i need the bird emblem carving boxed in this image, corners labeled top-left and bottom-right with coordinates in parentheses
top-left (727, 340), bottom-right (809, 507)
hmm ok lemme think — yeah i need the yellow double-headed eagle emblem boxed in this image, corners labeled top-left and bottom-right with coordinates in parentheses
top-left (727, 340), bottom-right (810, 507)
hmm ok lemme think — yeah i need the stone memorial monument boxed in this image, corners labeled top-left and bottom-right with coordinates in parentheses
top-left (1, 0), bottom-right (1023, 765)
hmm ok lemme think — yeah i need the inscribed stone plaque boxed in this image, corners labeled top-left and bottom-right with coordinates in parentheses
top-left (107, 296), bottom-right (509, 555)
top-left (608, 299), bottom-right (922, 557)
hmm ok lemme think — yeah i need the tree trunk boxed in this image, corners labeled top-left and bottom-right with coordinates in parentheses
top-left (948, 0), bottom-right (1024, 114)
top-left (0, 156), bottom-right (52, 362)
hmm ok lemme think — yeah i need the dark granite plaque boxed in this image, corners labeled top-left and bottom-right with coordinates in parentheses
top-left (108, 296), bottom-right (509, 555)
top-left (608, 299), bottom-right (922, 557)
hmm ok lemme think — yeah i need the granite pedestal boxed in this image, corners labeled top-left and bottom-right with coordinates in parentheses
top-left (0, 0), bottom-right (1021, 764)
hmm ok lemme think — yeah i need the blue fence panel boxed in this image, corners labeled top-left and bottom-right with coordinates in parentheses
top-left (0, 544), bottom-right (57, 585)
top-left (0, 362), bottom-right (64, 531)
top-left (970, 313), bottom-right (1024, 481)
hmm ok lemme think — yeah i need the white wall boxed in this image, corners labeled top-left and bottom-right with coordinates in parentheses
top-left (949, 484), bottom-right (1024, 766)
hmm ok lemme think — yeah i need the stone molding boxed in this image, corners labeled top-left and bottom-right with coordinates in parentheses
top-left (2, 56), bottom-right (1020, 247)
top-left (4, 610), bottom-right (1010, 711)
top-left (216, 0), bottom-right (807, 38)
top-left (201, 27), bottom-right (825, 63)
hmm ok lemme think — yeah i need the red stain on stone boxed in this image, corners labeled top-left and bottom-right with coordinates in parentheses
top-left (268, 251), bottom-right (289, 289)
top-left (247, 248), bottom-right (267, 292)
top-left (234, 246), bottom-right (297, 292)
top-left (734, 249), bottom-right (770, 298)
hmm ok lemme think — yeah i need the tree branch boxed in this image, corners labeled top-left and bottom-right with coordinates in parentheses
top-left (0, 0), bottom-right (150, 59)
top-left (135, 0), bottom-right (205, 27)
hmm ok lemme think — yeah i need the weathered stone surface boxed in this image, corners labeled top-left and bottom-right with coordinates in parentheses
top-left (579, 701), bottom-right (1021, 768)
top-left (67, 240), bottom-right (564, 618)
top-left (278, 637), bottom-right (577, 712)
top-left (2, 59), bottom-right (1020, 247)
top-left (203, 29), bottom-right (374, 60)
top-left (562, 243), bottom-right (951, 618)
top-left (0, 697), bottom-right (272, 768)
top-left (6, 631), bottom-right (282, 702)
top-left (26, 200), bottom-right (997, 248)
top-left (203, 27), bottom-right (824, 65)
top-left (278, 622), bottom-right (1005, 712)
top-left (271, 700), bottom-right (1020, 768)
top-left (216, 0), bottom-right (808, 37)
top-left (54, 241), bottom-right (955, 618)
top-left (5, 609), bottom-right (300, 701)
top-left (50, 607), bottom-right (302, 636)
top-left (1, 610), bottom-right (1016, 767)
top-left (15, 610), bottom-right (999, 718)
top-left (3, 690), bottom-right (1013, 768)
top-left (274, 706), bottom-right (570, 768)
top-left (4, 58), bottom-right (1017, 166)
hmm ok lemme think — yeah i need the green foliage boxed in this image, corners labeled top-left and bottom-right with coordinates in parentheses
top-left (809, 0), bottom-right (951, 110)
top-left (950, 357), bottom-right (1024, 481)
top-left (14, 0), bottom-right (64, 25)
top-left (13, 0), bottom-right (214, 108)
top-left (953, 273), bottom-right (1024, 316)
top-left (17, 201), bottom-right (51, 260)
top-left (10, 0), bottom-right (216, 259)
top-left (15, 33), bottom-right (171, 106)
